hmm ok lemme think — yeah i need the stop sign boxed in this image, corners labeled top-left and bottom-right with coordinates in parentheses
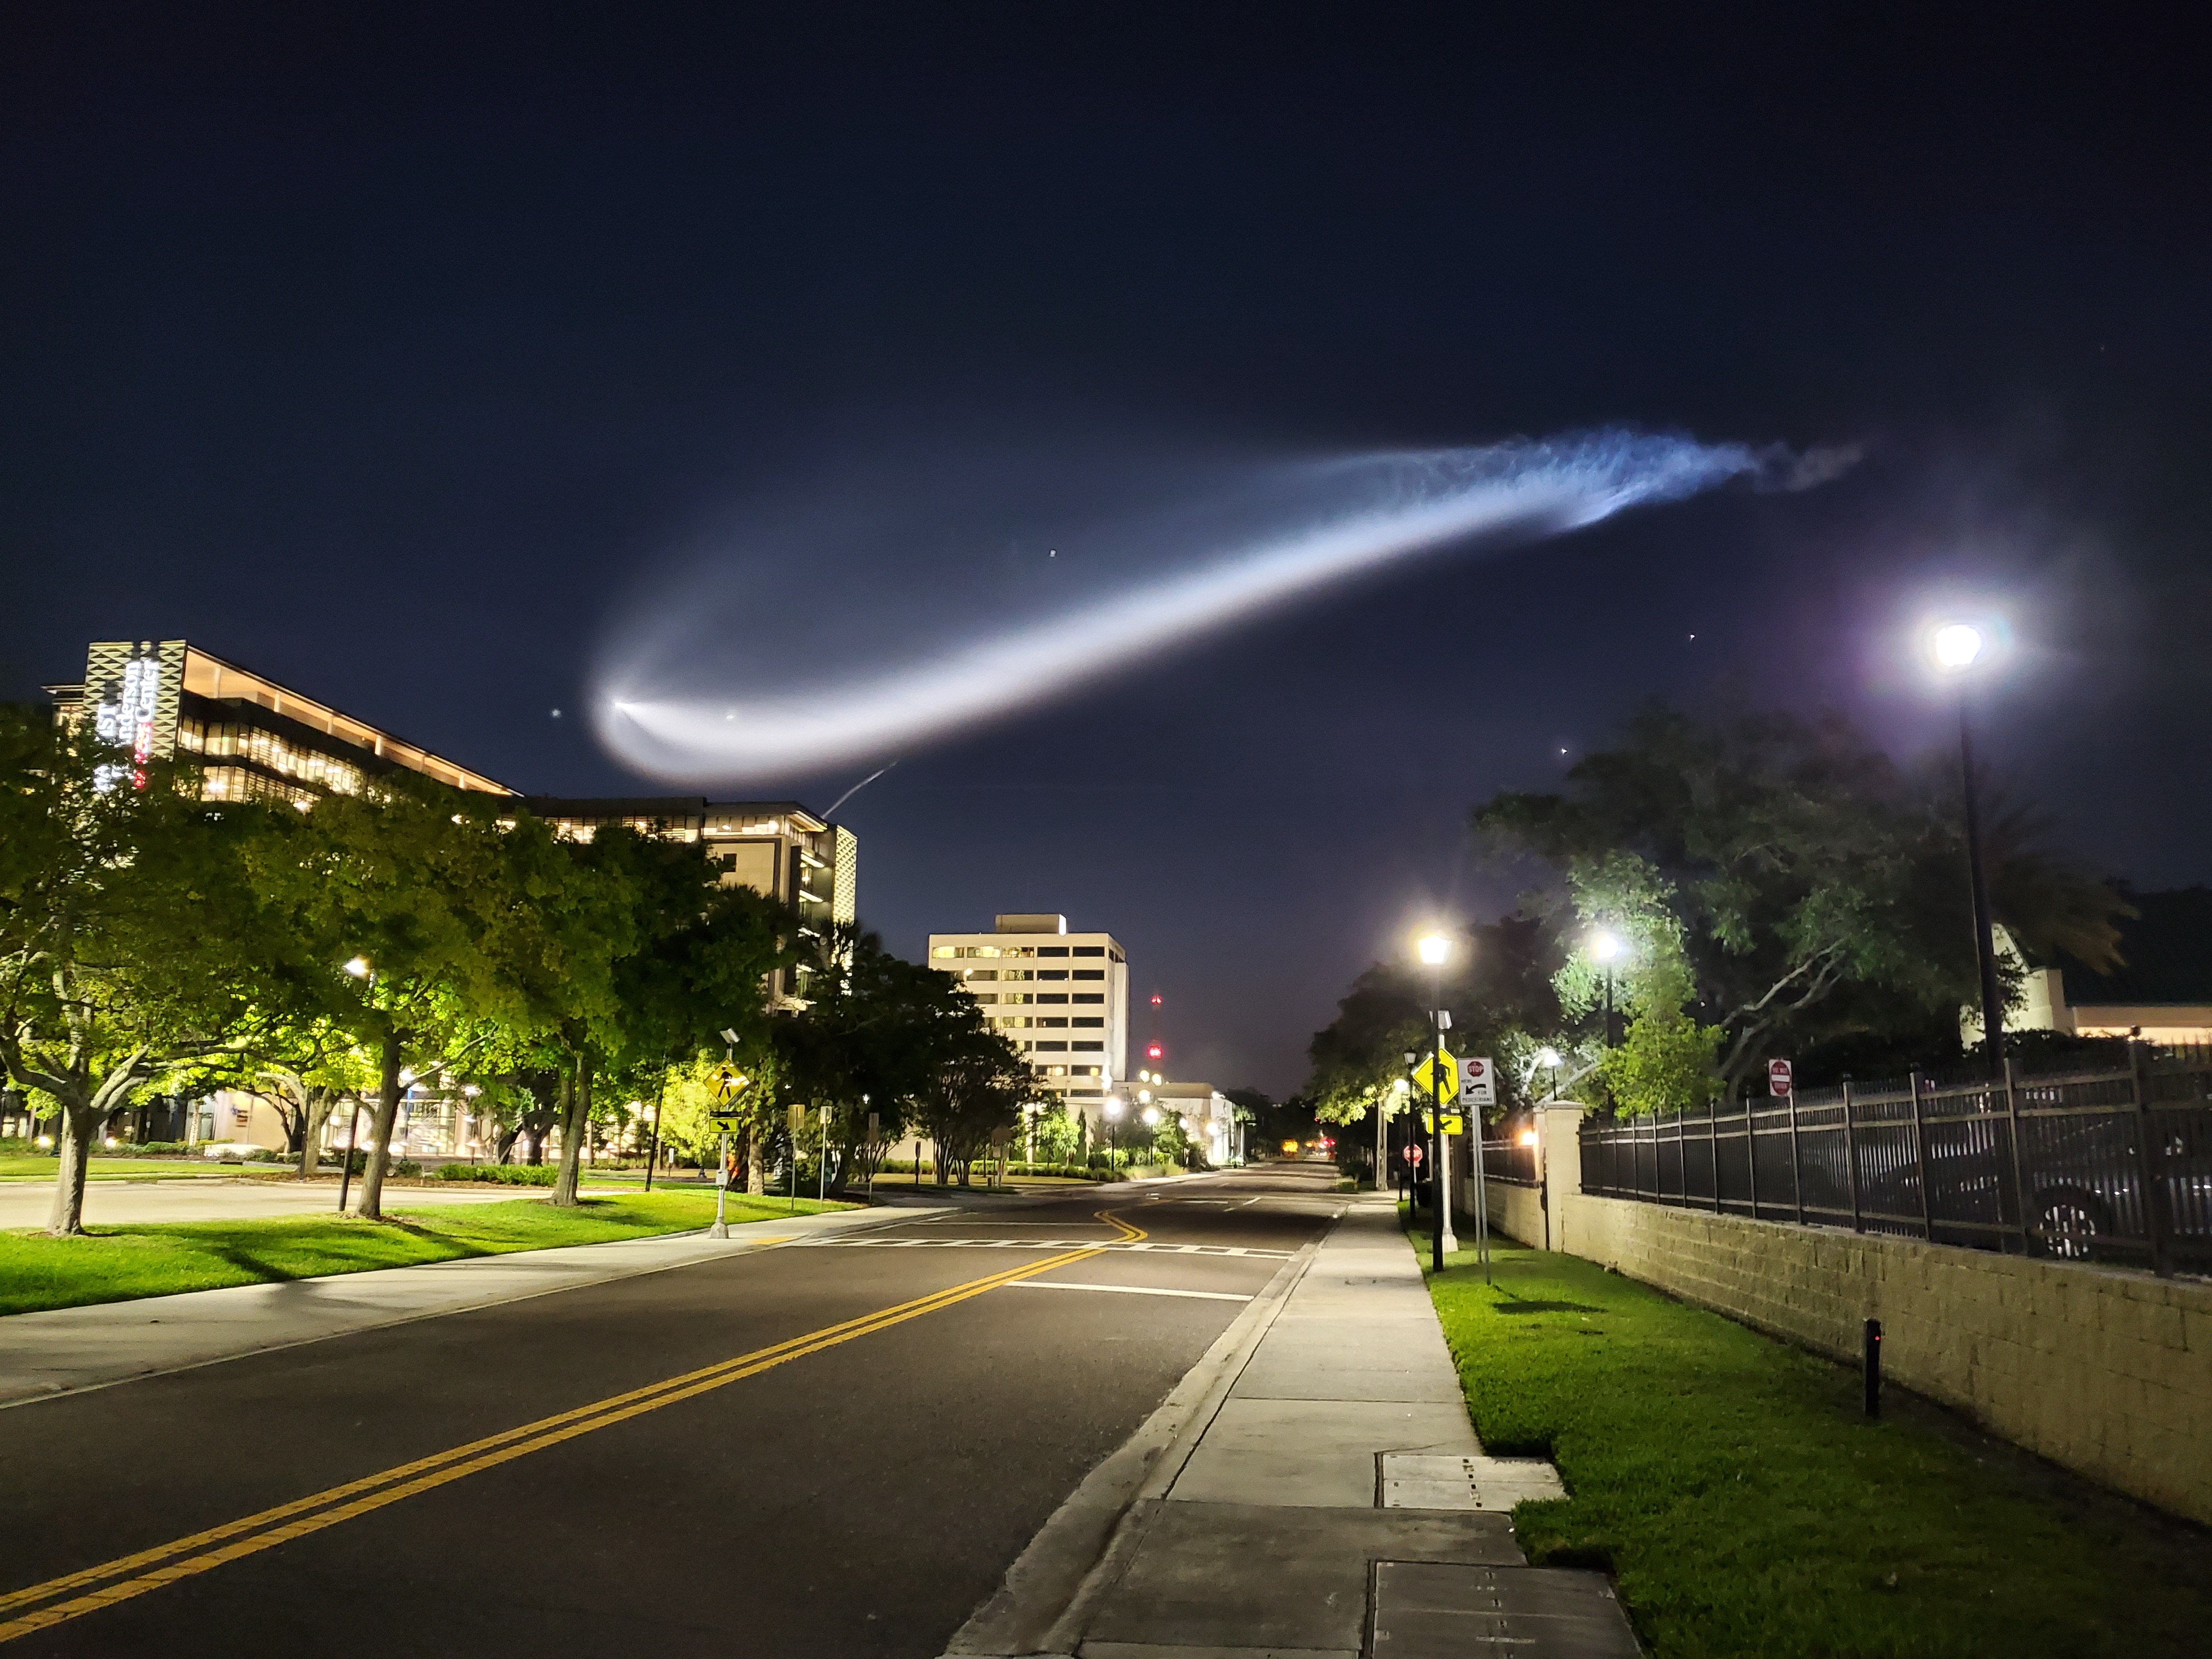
top-left (1402, 1143), bottom-right (1423, 1165)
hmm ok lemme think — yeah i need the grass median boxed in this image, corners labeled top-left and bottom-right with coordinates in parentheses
top-left (0, 1191), bottom-right (853, 1317)
top-left (1408, 1217), bottom-right (2212, 1659)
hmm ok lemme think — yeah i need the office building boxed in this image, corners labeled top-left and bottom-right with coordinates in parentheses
top-left (47, 639), bottom-right (512, 804)
top-left (929, 914), bottom-right (1127, 1124)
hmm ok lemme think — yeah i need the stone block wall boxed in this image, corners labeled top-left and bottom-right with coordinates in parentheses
top-left (1460, 1175), bottom-right (1543, 1250)
top-left (1537, 1103), bottom-right (2212, 1525)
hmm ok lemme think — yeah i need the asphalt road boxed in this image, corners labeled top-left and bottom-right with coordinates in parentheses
top-left (0, 1163), bottom-right (1347, 1657)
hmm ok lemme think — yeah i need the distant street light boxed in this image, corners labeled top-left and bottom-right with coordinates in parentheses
top-left (342, 956), bottom-right (371, 979)
top-left (1104, 1094), bottom-right (1123, 1166)
top-left (1536, 1046), bottom-right (1562, 1099)
top-left (1931, 617), bottom-right (2005, 1068)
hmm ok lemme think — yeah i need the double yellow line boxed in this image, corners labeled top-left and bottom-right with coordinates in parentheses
top-left (0, 1208), bottom-right (1146, 1645)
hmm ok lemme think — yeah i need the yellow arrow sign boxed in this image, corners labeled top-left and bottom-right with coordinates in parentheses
top-left (1411, 1048), bottom-right (1459, 1102)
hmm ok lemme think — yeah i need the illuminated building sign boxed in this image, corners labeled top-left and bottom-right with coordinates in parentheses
top-left (91, 647), bottom-right (165, 792)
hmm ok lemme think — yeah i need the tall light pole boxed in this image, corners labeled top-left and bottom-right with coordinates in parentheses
top-left (1934, 622), bottom-right (2006, 1070)
top-left (1590, 931), bottom-right (1623, 1049)
top-left (1417, 930), bottom-right (1454, 1273)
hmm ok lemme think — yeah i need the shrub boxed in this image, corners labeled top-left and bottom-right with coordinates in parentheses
top-left (437, 1161), bottom-right (556, 1185)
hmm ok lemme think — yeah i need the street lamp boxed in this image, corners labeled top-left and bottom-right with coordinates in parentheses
top-left (336, 957), bottom-right (371, 1214)
top-left (1590, 932), bottom-right (1623, 1048)
top-left (1536, 1047), bottom-right (1561, 1100)
top-left (1931, 619), bottom-right (2005, 1069)
top-left (1103, 1094), bottom-right (1123, 1167)
top-left (1412, 929), bottom-right (1457, 1272)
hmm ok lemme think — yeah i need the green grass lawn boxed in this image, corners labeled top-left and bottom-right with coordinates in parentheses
top-left (1407, 1216), bottom-right (2212, 1659)
top-left (0, 1191), bottom-right (853, 1316)
top-left (0, 1155), bottom-right (261, 1182)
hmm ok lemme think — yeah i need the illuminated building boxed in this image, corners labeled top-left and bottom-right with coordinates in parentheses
top-left (47, 639), bottom-right (513, 803)
top-left (520, 797), bottom-right (856, 1005)
top-left (1150, 1081), bottom-right (1238, 1167)
top-left (928, 914), bottom-right (1128, 1123)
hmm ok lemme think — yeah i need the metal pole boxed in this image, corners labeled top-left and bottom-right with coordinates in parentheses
top-left (643, 1071), bottom-right (665, 1193)
top-left (709, 1130), bottom-right (730, 1238)
top-left (2131, 1042), bottom-right (2175, 1278)
top-left (336, 1098), bottom-right (364, 1214)
top-left (1959, 689), bottom-right (2005, 1073)
top-left (1430, 991), bottom-right (1446, 1274)
top-left (1788, 1087), bottom-right (1804, 1224)
top-left (1909, 1071), bottom-right (1934, 1240)
top-left (1842, 1079), bottom-right (1864, 1234)
top-left (818, 1106), bottom-right (827, 1207)
top-left (2002, 1057), bottom-right (2028, 1252)
top-left (1745, 1091), bottom-right (1758, 1220)
top-left (1471, 1110), bottom-right (1491, 1284)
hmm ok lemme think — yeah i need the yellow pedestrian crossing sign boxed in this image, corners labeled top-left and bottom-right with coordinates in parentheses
top-left (1412, 1048), bottom-right (1458, 1102)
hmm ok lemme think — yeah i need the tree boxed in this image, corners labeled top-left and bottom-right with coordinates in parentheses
top-left (0, 709), bottom-right (289, 1234)
top-left (1303, 912), bottom-right (1561, 1128)
top-left (1477, 705), bottom-right (2130, 1093)
top-left (909, 1025), bottom-right (1032, 1186)
top-left (775, 927), bottom-right (985, 1190)
top-left (267, 777), bottom-right (514, 1220)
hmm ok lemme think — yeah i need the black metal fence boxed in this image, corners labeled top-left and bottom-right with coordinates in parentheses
top-left (1481, 1139), bottom-right (1539, 1187)
top-left (1577, 1044), bottom-right (2212, 1277)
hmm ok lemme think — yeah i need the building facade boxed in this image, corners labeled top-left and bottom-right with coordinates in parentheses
top-left (1150, 1081), bottom-right (1238, 1167)
top-left (521, 797), bottom-right (857, 1005)
top-left (929, 914), bottom-right (1128, 1124)
top-left (48, 640), bottom-right (514, 803)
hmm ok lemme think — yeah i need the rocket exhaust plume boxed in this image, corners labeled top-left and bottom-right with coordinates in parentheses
top-left (591, 428), bottom-right (1849, 784)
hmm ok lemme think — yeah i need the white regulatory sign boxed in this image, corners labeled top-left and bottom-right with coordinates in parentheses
top-left (1768, 1058), bottom-right (1793, 1097)
top-left (1459, 1056), bottom-right (1496, 1108)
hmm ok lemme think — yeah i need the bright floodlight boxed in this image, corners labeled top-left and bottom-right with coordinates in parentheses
top-left (1590, 932), bottom-right (1623, 963)
top-left (1417, 932), bottom-right (1451, 966)
top-left (1933, 623), bottom-right (1984, 671)
top-left (342, 956), bottom-right (371, 978)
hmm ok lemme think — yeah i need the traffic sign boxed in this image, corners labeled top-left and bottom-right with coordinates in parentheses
top-left (1420, 1111), bottom-right (1465, 1136)
top-left (1411, 1048), bottom-right (1459, 1102)
top-left (1768, 1058), bottom-right (1793, 1097)
top-left (1460, 1056), bottom-right (1496, 1108)
top-left (1402, 1143), bottom-right (1423, 1166)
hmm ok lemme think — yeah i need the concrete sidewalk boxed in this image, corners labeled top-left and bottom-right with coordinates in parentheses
top-left (0, 1202), bottom-right (926, 1408)
top-left (950, 1195), bottom-right (1639, 1658)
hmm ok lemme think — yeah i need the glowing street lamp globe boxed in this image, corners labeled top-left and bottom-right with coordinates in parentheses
top-left (1141, 1106), bottom-right (1161, 1127)
top-left (1416, 932), bottom-right (1451, 966)
top-left (1932, 623), bottom-right (1984, 672)
top-left (1590, 932), bottom-right (1623, 963)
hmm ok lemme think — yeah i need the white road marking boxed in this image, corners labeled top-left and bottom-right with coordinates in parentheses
top-left (1008, 1281), bottom-right (1254, 1303)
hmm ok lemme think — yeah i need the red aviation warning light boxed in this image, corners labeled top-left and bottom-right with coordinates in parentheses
top-left (1150, 994), bottom-right (1162, 1006)
top-left (1147, 1044), bottom-right (1163, 1061)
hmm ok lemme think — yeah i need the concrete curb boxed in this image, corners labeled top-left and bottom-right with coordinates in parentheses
top-left (941, 1208), bottom-right (1340, 1657)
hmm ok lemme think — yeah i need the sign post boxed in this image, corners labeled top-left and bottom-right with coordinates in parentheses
top-left (1414, 1044), bottom-right (1459, 1257)
top-left (1460, 1056), bottom-right (1496, 1283)
top-left (787, 1103), bottom-right (807, 1212)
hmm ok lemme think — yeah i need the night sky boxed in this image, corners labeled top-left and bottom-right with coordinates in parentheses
top-left (5, 7), bottom-right (2208, 1096)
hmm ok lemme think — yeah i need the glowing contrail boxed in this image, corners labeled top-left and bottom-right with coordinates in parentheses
top-left (592, 430), bottom-right (1844, 784)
